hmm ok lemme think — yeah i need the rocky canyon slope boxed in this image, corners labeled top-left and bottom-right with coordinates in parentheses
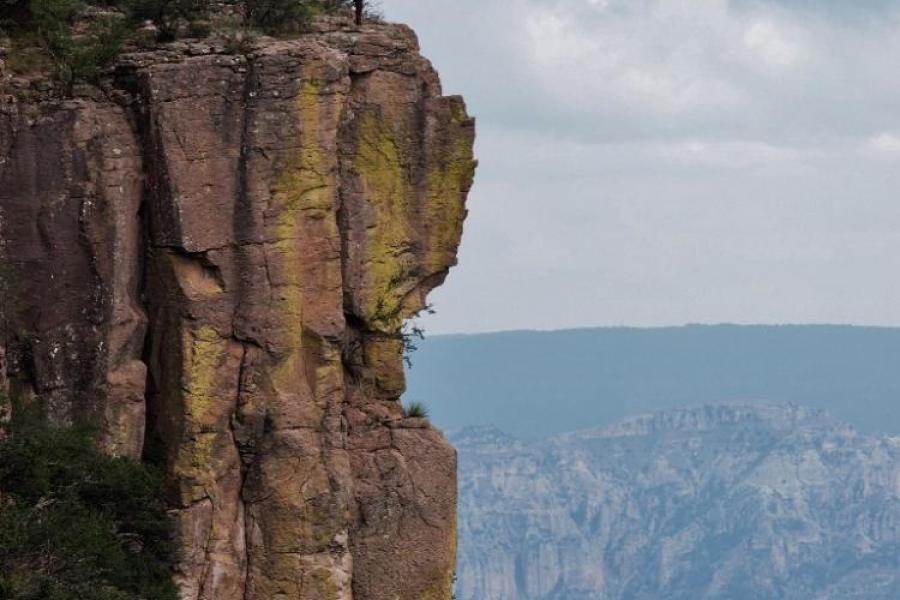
top-left (454, 404), bottom-right (900, 599)
top-left (0, 18), bottom-right (475, 600)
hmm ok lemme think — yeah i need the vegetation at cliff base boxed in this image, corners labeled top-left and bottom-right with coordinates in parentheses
top-left (0, 399), bottom-right (176, 600)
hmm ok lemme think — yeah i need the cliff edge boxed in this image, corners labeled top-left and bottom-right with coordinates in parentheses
top-left (0, 18), bottom-right (475, 600)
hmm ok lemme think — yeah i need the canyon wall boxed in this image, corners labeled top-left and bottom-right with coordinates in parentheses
top-left (0, 19), bottom-right (474, 600)
top-left (454, 406), bottom-right (900, 600)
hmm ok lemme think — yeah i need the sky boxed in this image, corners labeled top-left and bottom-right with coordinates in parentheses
top-left (383, 0), bottom-right (900, 334)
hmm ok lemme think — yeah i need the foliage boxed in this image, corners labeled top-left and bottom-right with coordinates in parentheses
top-left (0, 399), bottom-right (177, 600)
top-left (124, 0), bottom-right (206, 40)
top-left (242, 0), bottom-right (349, 35)
top-left (400, 316), bottom-right (428, 368)
top-left (2, 0), bottom-right (204, 85)
top-left (1, 0), bottom-right (375, 86)
top-left (241, 0), bottom-right (314, 35)
top-left (0, 0), bottom-right (32, 29)
top-left (0, 264), bottom-right (21, 341)
top-left (370, 284), bottom-right (434, 368)
top-left (186, 16), bottom-right (208, 37)
top-left (399, 304), bottom-right (434, 368)
top-left (21, 0), bottom-right (130, 89)
top-left (403, 400), bottom-right (428, 419)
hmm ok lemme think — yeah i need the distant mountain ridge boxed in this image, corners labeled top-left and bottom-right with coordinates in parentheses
top-left (405, 325), bottom-right (900, 437)
top-left (453, 404), bottom-right (900, 599)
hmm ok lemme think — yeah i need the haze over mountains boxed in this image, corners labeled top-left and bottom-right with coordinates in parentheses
top-left (405, 325), bottom-right (900, 438)
top-left (408, 325), bottom-right (900, 597)
top-left (453, 404), bottom-right (900, 600)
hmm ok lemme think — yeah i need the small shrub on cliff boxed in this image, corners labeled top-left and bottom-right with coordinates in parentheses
top-left (403, 401), bottom-right (429, 419)
top-left (0, 400), bottom-right (177, 600)
top-left (370, 292), bottom-right (434, 368)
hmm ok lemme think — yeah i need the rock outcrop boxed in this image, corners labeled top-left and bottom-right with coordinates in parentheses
top-left (0, 19), bottom-right (474, 600)
top-left (453, 405), bottom-right (900, 600)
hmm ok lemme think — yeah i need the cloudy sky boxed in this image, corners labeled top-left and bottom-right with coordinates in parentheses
top-left (384, 0), bottom-right (900, 334)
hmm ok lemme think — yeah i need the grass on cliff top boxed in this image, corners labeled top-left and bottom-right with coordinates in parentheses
top-left (0, 396), bottom-right (177, 600)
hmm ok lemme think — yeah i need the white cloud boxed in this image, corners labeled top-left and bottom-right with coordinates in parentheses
top-left (525, 9), bottom-right (598, 65)
top-left (519, 0), bottom-right (749, 121)
top-left (867, 132), bottom-right (900, 156)
top-left (743, 20), bottom-right (805, 67)
top-left (653, 139), bottom-right (801, 168)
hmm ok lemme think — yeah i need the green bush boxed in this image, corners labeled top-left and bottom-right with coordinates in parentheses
top-left (242, 0), bottom-right (315, 34)
top-left (186, 17), bottom-right (209, 37)
top-left (242, 0), bottom-right (355, 35)
top-left (403, 401), bottom-right (428, 419)
top-left (0, 399), bottom-right (177, 600)
top-left (26, 0), bottom-right (130, 90)
top-left (124, 0), bottom-right (206, 40)
top-left (3, 0), bottom-right (203, 86)
top-left (2, 0), bottom-right (371, 87)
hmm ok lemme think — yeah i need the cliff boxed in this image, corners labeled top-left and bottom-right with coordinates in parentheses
top-left (453, 405), bottom-right (900, 599)
top-left (0, 18), bottom-right (475, 600)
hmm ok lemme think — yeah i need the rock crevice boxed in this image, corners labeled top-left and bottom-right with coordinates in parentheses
top-left (0, 20), bottom-right (474, 600)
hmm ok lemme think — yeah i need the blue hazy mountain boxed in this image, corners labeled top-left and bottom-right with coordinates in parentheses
top-left (452, 404), bottom-right (900, 600)
top-left (404, 324), bottom-right (900, 438)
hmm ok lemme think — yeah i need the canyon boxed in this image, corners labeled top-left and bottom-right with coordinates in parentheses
top-left (455, 404), bottom-right (900, 599)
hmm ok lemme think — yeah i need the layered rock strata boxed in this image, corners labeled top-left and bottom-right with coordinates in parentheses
top-left (0, 20), bottom-right (474, 600)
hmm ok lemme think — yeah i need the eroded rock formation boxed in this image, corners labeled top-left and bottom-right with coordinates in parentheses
top-left (454, 405), bottom-right (900, 600)
top-left (0, 19), bottom-right (474, 600)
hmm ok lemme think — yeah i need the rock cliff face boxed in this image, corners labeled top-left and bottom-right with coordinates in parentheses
top-left (0, 20), bottom-right (474, 600)
top-left (454, 405), bottom-right (900, 599)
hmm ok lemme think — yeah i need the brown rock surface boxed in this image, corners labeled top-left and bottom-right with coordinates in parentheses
top-left (0, 19), bottom-right (475, 600)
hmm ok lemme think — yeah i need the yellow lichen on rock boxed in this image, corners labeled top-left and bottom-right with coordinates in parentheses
top-left (173, 325), bottom-right (241, 505)
top-left (184, 325), bottom-right (229, 429)
top-left (172, 432), bottom-right (218, 504)
top-left (305, 566), bottom-right (339, 600)
top-left (269, 79), bottom-right (340, 401)
top-left (354, 111), bottom-right (415, 329)
top-left (272, 81), bottom-right (325, 332)
top-left (424, 102), bottom-right (476, 274)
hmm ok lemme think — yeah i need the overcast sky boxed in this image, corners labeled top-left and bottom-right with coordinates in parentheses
top-left (384, 0), bottom-right (900, 334)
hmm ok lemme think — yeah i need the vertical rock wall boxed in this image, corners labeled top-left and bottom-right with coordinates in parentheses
top-left (0, 95), bottom-right (147, 454)
top-left (0, 20), bottom-right (475, 600)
